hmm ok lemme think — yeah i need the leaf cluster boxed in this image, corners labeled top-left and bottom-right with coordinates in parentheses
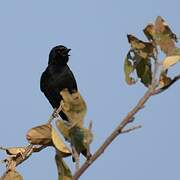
top-left (124, 16), bottom-right (180, 87)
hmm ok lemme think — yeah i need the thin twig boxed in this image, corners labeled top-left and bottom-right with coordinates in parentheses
top-left (72, 145), bottom-right (80, 171)
top-left (121, 125), bottom-right (142, 134)
top-left (14, 144), bottom-right (34, 166)
top-left (1, 144), bottom-right (48, 168)
top-left (87, 121), bottom-right (93, 159)
top-left (15, 145), bottom-right (50, 166)
top-left (32, 145), bottom-right (49, 153)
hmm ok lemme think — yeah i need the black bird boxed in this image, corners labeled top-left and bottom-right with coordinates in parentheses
top-left (40, 45), bottom-right (78, 121)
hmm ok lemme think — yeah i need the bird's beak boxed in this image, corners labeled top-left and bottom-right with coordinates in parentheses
top-left (65, 48), bottom-right (71, 56)
top-left (66, 48), bottom-right (71, 54)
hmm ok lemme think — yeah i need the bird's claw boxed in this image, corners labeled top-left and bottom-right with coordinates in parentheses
top-left (56, 105), bottom-right (62, 115)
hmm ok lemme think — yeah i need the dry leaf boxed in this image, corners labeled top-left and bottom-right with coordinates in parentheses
top-left (26, 124), bottom-right (52, 145)
top-left (3, 147), bottom-right (26, 157)
top-left (163, 55), bottom-right (180, 70)
top-left (159, 72), bottom-right (172, 88)
top-left (155, 16), bottom-right (177, 55)
top-left (127, 34), bottom-right (155, 59)
top-left (51, 127), bottom-right (71, 157)
top-left (0, 170), bottom-right (23, 180)
top-left (155, 16), bottom-right (178, 42)
top-left (60, 89), bottom-right (87, 127)
top-left (143, 23), bottom-right (156, 41)
top-left (144, 16), bottom-right (178, 56)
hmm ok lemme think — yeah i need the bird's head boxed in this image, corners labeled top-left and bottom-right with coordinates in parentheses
top-left (48, 45), bottom-right (71, 66)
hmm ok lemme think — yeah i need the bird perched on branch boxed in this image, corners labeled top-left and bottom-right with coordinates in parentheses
top-left (40, 45), bottom-right (78, 121)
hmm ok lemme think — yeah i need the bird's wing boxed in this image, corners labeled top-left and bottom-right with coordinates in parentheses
top-left (50, 66), bottom-right (78, 92)
top-left (40, 70), bottom-right (48, 92)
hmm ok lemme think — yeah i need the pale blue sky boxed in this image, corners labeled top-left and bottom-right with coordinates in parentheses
top-left (0, 0), bottom-right (179, 180)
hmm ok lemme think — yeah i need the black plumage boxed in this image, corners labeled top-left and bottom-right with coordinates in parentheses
top-left (40, 45), bottom-right (78, 121)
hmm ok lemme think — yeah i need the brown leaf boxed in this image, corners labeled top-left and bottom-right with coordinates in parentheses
top-left (155, 16), bottom-right (178, 42)
top-left (155, 16), bottom-right (177, 55)
top-left (60, 89), bottom-right (87, 128)
top-left (4, 147), bottom-right (26, 156)
top-left (144, 17), bottom-right (178, 56)
top-left (26, 124), bottom-right (52, 145)
top-left (159, 72), bottom-right (172, 88)
top-left (127, 34), bottom-right (155, 59)
top-left (0, 170), bottom-right (23, 180)
top-left (51, 127), bottom-right (71, 157)
top-left (143, 23), bottom-right (155, 41)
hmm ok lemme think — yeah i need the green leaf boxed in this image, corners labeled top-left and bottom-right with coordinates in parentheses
top-left (124, 54), bottom-right (136, 85)
top-left (69, 127), bottom-right (93, 156)
top-left (0, 170), bottom-right (23, 180)
top-left (55, 153), bottom-right (72, 180)
top-left (125, 34), bottom-right (154, 86)
top-left (135, 56), bottom-right (152, 86)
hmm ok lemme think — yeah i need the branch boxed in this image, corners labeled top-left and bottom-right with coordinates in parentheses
top-left (73, 85), bottom-right (156, 180)
top-left (121, 125), bottom-right (142, 134)
top-left (0, 144), bottom-right (48, 170)
top-left (15, 145), bottom-right (49, 167)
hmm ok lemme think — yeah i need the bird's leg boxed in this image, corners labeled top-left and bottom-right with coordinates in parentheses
top-left (55, 105), bottom-right (62, 115)
top-left (53, 108), bottom-right (59, 118)
top-left (48, 104), bottom-right (62, 124)
top-left (48, 108), bottom-right (57, 124)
